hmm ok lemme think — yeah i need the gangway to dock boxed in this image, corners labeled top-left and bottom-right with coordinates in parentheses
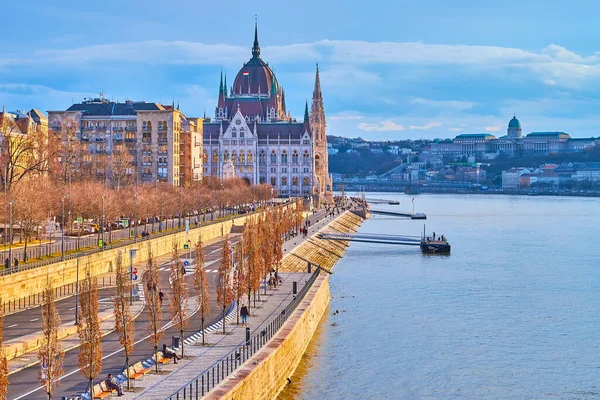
top-left (370, 209), bottom-right (427, 219)
top-left (365, 198), bottom-right (400, 204)
top-left (317, 232), bottom-right (422, 246)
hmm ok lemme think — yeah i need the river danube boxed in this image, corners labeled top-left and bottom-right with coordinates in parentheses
top-left (279, 194), bottom-right (600, 399)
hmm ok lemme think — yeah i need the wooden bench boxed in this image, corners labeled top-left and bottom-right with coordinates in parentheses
top-left (92, 382), bottom-right (115, 399)
top-left (154, 351), bottom-right (170, 364)
top-left (125, 361), bottom-right (152, 384)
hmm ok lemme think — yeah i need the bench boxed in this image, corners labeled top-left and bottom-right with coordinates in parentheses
top-left (92, 382), bottom-right (115, 399)
top-left (154, 351), bottom-right (170, 364)
top-left (125, 361), bottom-right (152, 384)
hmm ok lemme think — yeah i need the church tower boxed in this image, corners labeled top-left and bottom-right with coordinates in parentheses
top-left (310, 63), bottom-right (331, 202)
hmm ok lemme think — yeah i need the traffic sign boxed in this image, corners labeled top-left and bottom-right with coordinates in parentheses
top-left (77, 217), bottom-right (83, 224)
top-left (183, 243), bottom-right (190, 250)
top-left (132, 274), bottom-right (138, 281)
top-left (131, 267), bottom-right (138, 274)
top-left (183, 260), bottom-right (190, 267)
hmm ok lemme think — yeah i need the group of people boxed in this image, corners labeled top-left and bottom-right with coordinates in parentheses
top-left (103, 343), bottom-right (181, 395)
top-left (146, 282), bottom-right (165, 304)
top-left (4, 257), bottom-right (18, 272)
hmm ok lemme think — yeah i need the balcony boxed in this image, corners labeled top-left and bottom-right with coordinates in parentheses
top-left (142, 127), bottom-right (152, 133)
top-left (81, 135), bottom-right (90, 142)
top-left (114, 136), bottom-right (123, 142)
top-left (158, 127), bottom-right (168, 132)
top-left (125, 126), bottom-right (136, 131)
top-left (95, 137), bottom-right (105, 142)
top-left (142, 137), bottom-right (151, 143)
top-left (113, 127), bottom-right (124, 132)
top-left (125, 137), bottom-right (136, 142)
top-left (158, 137), bottom-right (168, 144)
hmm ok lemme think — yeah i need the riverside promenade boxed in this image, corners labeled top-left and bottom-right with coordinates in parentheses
top-left (112, 208), bottom-right (344, 399)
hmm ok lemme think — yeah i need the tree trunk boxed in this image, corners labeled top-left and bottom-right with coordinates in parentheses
top-left (180, 328), bottom-right (184, 359)
top-left (154, 345), bottom-right (159, 373)
top-left (222, 306), bottom-right (226, 334)
top-left (89, 378), bottom-right (93, 399)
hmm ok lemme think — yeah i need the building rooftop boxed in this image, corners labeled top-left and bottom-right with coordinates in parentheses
top-left (526, 131), bottom-right (570, 138)
top-left (65, 101), bottom-right (165, 116)
top-left (454, 133), bottom-right (496, 140)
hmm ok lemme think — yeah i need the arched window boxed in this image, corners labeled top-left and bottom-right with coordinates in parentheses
top-left (315, 154), bottom-right (320, 170)
top-left (247, 151), bottom-right (253, 163)
top-left (259, 150), bottom-right (265, 165)
top-left (163, 120), bottom-right (167, 131)
top-left (292, 176), bottom-right (298, 186)
top-left (231, 128), bottom-right (237, 138)
top-left (281, 151), bottom-right (288, 164)
top-left (142, 121), bottom-right (147, 130)
top-left (292, 150), bottom-right (299, 164)
top-left (203, 151), bottom-right (208, 164)
top-left (224, 150), bottom-right (230, 162)
top-left (231, 150), bottom-right (237, 163)
top-left (212, 150), bottom-right (218, 163)
top-left (158, 121), bottom-right (163, 130)
top-left (282, 176), bottom-right (287, 186)
top-left (303, 177), bottom-right (309, 186)
top-left (303, 150), bottom-right (310, 165)
top-left (270, 150), bottom-right (277, 164)
top-left (147, 121), bottom-right (152, 130)
top-left (240, 151), bottom-right (245, 163)
top-left (240, 128), bottom-right (245, 138)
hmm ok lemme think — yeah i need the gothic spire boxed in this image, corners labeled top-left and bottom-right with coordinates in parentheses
top-left (252, 18), bottom-right (260, 58)
top-left (313, 62), bottom-right (322, 99)
top-left (224, 72), bottom-right (227, 96)
top-left (304, 100), bottom-right (309, 123)
top-left (219, 69), bottom-right (223, 95)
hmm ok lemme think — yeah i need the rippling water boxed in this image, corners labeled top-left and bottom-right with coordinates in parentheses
top-left (279, 194), bottom-right (600, 399)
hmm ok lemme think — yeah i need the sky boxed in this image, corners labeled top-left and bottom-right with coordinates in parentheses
top-left (2, 0), bottom-right (600, 140)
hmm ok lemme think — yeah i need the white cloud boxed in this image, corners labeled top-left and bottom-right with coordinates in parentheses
top-left (330, 114), bottom-right (364, 120)
top-left (411, 98), bottom-right (477, 112)
top-left (409, 121), bottom-right (442, 130)
top-left (448, 127), bottom-right (462, 132)
top-left (0, 83), bottom-right (94, 110)
top-left (358, 120), bottom-right (405, 132)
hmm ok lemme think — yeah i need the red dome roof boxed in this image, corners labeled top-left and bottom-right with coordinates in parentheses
top-left (232, 57), bottom-right (278, 96)
top-left (231, 23), bottom-right (279, 96)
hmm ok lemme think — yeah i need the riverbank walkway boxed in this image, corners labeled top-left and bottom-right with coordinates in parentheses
top-left (111, 208), bottom-right (342, 399)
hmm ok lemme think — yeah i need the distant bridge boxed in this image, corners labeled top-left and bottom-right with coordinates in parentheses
top-left (317, 232), bottom-right (422, 246)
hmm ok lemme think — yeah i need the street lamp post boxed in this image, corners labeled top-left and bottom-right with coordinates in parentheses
top-left (101, 194), bottom-right (105, 248)
top-left (61, 196), bottom-right (66, 260)
top-left (8, 200), bottom-right (13, 271)
top-left (74, 257), bottom-right (80, 325)
top-left (129, 249), bottom-right (136, 306)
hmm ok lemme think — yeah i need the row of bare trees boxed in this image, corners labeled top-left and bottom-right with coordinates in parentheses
top-left (0, 175), bottom-right (274, 263)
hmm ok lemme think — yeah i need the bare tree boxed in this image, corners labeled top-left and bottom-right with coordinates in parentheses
top-left (0, 113), bottom-right (51, 192)
top-left (217, 235), bottom-right (234, 333)
top-left (169, 244), bottom-right (188, 358)
top-left (144, 247), bottom-right (163, 373)
top-left (0, 295), bottom-right (8, 400)
top-left (233, 236), bottom-right (246, 325)
top-left (109, 147), bottom-right (134, 190)
top-left (38, 278), bottom-right (64, 400)
top-left (78, 261), bottom-right (103, 396)
top-left (113, 251), bottom-right (134, 390)
top-left (193, 236), bottom-right (210, 345)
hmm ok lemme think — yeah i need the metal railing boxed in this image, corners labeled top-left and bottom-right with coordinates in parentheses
top-left (166, 266), bottom-right (321, 400)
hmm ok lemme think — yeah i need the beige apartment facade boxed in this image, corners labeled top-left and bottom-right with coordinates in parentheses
top-left (48, 96), bottom-right (202, 186)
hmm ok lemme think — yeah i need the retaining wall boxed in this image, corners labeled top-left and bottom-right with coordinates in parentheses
top-left (208, 210), bottom-right (364, 400)
top-left (0, 206), bottom-right (293, 303)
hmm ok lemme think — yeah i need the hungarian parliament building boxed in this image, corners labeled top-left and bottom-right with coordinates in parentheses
top-left (429, 115), bottom-right (598, 160)
top-left (202, 24), bottom-right (332, 202)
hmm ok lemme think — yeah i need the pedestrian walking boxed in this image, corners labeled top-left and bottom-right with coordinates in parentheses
top-left (4, 258), bottom-right (9, 270)
top-left (13, 258), bottom-right (18, 270)
top-left (158, 290), bottom-right (164, 305)
top-left (240, 304), bottom-right (249, 326)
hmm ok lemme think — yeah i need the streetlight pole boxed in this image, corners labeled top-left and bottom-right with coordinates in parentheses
top-left (61, 196), bottom-right (65, 260)
top-left (74, 257), bottom-right (80, 325)
top-left (101, 194), bottom-right (105, 248)
top-left (129, 249), bottom-right (136, 306)
top-left (8, 200), bottom-right (13, 271)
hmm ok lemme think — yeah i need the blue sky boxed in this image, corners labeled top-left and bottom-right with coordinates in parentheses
top-left (3, 0), bottom-right (600, 140)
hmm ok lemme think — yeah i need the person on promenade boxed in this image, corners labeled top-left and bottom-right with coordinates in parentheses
top-left (163, 344), bottom-right (180, 364)
top-left (104, 374), bottom-right (124, 396)
top-left (158, 290), bottom-right (164, 305)
top-left (4, 258), bottom-right (9, 270)
top-left (240, 304), bottom-right (249, 326)
top-left (13, 258), bottom-right (18, 270)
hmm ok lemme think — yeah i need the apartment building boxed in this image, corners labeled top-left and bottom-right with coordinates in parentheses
top-left (48, 96), bottom-right (202, 186)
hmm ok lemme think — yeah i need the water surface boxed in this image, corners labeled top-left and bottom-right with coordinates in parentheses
top-left (280, 194), bottom-right (600, 399)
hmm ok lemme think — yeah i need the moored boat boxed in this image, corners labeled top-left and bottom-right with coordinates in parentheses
top-left (420, 240), bottom-right (451, 254)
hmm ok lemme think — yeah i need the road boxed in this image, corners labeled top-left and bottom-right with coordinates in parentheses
top-left (3, 288), bottom-right (116, 341)
top-left (7, 234), bottom-right (240, 400)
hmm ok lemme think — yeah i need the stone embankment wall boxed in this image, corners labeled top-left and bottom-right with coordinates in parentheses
top-left (210, 211), bottom-right (364, 400)
top-left (0, 206), bottom-right (294, 303)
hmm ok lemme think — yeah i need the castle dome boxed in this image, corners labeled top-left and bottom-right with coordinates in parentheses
top-left (231, 23), bottom-right (279, 96)
top-left (508, 115), bottom-right (521, 129)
